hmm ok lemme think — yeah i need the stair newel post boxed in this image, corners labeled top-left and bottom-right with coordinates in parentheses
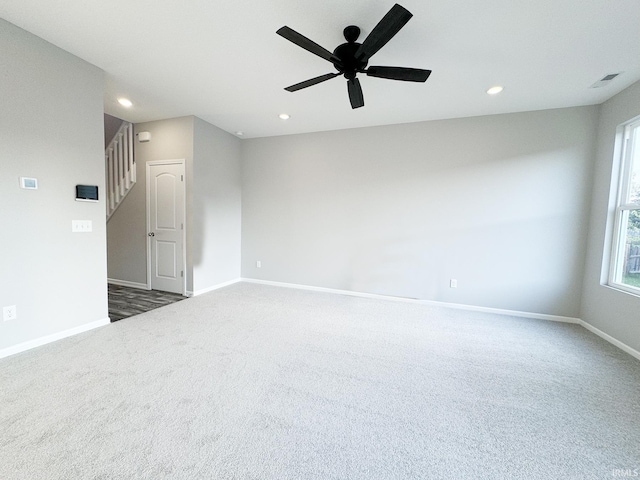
top-left (123, 127), bottom-right (131, 190)
top-left (105, 152), bottom-right (109, 216)
top-left (108, 147), bottom-right (115, 213)
top-left (128, 124), bottom-right (135, 183)
top-left (118, 132), bottom-right (125, 200)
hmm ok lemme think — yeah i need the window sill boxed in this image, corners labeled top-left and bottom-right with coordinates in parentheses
top-left (605, 282), bottom-right (640, 299)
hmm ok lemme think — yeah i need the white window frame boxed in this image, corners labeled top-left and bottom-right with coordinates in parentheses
top-left (608, 117), bottom-right (640, 296)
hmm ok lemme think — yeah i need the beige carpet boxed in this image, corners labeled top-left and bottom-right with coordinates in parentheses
top-left (1, 282), bottom-right (639, 479)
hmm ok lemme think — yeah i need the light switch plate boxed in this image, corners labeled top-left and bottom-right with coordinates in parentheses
top-left (72, 220), bottom-right (92, 232)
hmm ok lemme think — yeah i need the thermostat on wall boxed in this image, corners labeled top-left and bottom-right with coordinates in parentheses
top-left (20, 177), bottom-right (38, 189)
top-left (76, 185), bottom-right (99, 202)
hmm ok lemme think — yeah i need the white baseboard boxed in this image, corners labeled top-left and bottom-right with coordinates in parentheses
top-left (418, 299), bottom-right (581, 324)
top-left (579, 319), bottom-right (640, 361)
top-left (242, 278), bottom-right (640, 361)
top-left (0, 317), bottom-right (110, 360)
top-left (108, 278), bottom-right (149, 290)
top-left (241, 278), bottom-right (581, 323)
top-left (188, 278), bottom-right (242, 297)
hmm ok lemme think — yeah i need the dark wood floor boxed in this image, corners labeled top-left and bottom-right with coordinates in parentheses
top-left (108, 284), bottom-right (186, 322)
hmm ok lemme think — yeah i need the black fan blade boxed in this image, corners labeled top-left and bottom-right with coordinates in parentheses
top-left (285, 73), bottom-right (341, 92)
top-left (366, 66), bottom-right (431, 82)
top-left (355, 4), bottom-right (413, 62)
top-left (347, 78), bottom-right (364, 109)
top-left (277, 26), bottom-right (342, 66)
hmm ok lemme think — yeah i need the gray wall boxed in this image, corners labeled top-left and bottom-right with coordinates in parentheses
top-left (106, 115), bottom-right (241, 294)
top-left (580, 80), bottom-right (640, 352)
top-left (0, 19), bottom-right (107, 350)
top-left (241, 107), bottom-right (599, 317)
top-left (192, 117), bottom-right (242, 293)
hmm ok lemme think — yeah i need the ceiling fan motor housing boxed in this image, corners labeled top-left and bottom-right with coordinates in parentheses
top-left (333, 39), bottom-right (367, 79)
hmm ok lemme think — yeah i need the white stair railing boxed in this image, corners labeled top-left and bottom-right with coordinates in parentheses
top-left (106, 122), bottom-right (135, 220)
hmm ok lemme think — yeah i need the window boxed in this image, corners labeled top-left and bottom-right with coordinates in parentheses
top-left (609, 118), bottom-right (640, 294)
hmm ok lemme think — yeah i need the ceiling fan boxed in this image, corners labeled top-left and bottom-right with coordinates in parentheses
top-left (277, 3), bottom-right (431, 109)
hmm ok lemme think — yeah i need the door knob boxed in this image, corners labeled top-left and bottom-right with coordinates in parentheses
top-left (148, 232), bottom-right (155, 237)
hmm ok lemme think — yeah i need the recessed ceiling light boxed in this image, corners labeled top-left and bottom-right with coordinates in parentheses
top-left (486, 86), bottom-right (504, 95)
top-left (118, 97), bottom-right (133, 107)
top-left (235, 131), bottom-right (244, 136)
top-left (279, 113), bottom-right (290, 120)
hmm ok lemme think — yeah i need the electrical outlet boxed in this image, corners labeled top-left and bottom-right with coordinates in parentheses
top-left (3, 305), bottom-right (17, 321)
top-left (450, 279), bottom-right (458, 288)
top-left (256, 260), bottom-right (261, 268)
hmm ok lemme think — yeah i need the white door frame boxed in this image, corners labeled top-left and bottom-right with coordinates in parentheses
top-left (146, 159), bottom-right (187, 294)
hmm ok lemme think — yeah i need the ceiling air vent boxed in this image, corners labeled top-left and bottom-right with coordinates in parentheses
top-left (590, 72), bottom-right (622, 88)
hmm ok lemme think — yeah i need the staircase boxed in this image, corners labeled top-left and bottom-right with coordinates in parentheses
top-left (106, 122), bottom-right (135, 220)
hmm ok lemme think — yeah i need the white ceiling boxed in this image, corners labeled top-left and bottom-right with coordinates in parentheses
top-left (1, 0), bottom-right (639, 138)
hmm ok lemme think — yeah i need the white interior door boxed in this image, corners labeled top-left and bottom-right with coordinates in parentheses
top-left (147, 160), bottom-right (185, 294)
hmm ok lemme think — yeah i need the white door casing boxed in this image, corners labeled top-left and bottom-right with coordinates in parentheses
top-left (146, 160), bottom-right (186, 294)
